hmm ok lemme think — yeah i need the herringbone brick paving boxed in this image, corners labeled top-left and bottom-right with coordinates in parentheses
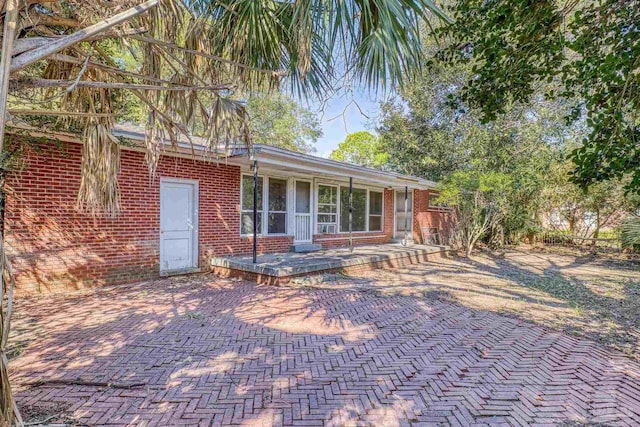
top-left (9, 273), bottom-right (640, 426)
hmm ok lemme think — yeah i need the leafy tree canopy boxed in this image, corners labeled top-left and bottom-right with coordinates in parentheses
top-left (434, 0), bottom-right (640, 193)
top-left (329, 131), bottom-right (386, 167)
top-left (246, 93), bottom-right (321, 153)
top-left (376, 50), bottom-right (639, 244)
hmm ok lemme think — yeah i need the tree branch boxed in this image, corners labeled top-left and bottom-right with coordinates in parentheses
top-left (10, 78), bottom-right (233, 92)
top-left (9, 0), bottom-right (158, 73)
top-left (8, 109), bottom-right (114, 117)
top-left (24, 379), bottom-right (146, 389)
top-left (18, 10), bottom-right (83, 32)
top-left (8, 28), bottom-right (149, 56)
top-left (50, 53), bottom-right (190, 86)
top-left (0, 0), bottom-right (18, 149)
top-left (131, 35), bottom-right (277, 75)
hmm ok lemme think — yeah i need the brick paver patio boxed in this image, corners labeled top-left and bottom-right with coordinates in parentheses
top-left (9, 274), bottom-right (640, 426)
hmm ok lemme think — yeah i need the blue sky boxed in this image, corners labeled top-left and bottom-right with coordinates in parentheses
top-left (308, 88), bottom-right (394, 158)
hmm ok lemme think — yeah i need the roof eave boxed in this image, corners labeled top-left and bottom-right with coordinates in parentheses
top-left (244, 144), bottom-right (437, 190)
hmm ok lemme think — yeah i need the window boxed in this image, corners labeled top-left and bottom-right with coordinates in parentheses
top-left (340, 187), bottom-right (366, 232)
top-left (241, 175), bottom-right (263, 235)
top-left (317, 185), bottom-right (337, 234)
top-left (268, 178), bottom-right (287, 234)
top-left (369, 191), bottom-right (383, 231)
top-left (428, 192), bottom-right (450, 211)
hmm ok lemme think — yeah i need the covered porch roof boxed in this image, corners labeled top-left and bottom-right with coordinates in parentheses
top-left (227, 144), bottom-right (437, 190)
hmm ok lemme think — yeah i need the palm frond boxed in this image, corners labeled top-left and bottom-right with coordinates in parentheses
top-left (77, 122), bottom-right (121, 216)
top-left (621, 217), bottom-right (640, 249)
top-left (7, 0), bottom-right (451, 216)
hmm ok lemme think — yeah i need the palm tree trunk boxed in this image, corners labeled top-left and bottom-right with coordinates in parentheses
top-left (0, 1), bottom-right (22, 424)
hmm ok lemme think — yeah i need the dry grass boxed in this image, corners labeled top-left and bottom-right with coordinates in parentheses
top-left (322, 247), bottom-right (640, 359)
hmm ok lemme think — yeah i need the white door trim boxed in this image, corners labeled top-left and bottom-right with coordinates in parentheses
top-left (159, 177), bottom-right (199, 273)
top-left (393, 188), bottom-right (414, 239)
top-left (294, 179), bottom-right (313, 243)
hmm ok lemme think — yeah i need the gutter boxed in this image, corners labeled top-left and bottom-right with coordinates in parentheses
top-left (247, 144), bottom-right (438, 190)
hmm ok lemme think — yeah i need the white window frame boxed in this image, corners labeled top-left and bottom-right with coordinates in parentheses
top-left (266, 176), bottom-right (288, 235)
top-left (338, 185), bottom-right (368, 233)
top-left (316, 184), bottom-right (338, 234)
top-left (314, 182), bottom-right (385, 235)
top-left (368, 189), bottom-right (384, 232)
top-left (313, 181), bottom-right (388, 235)
top-left (240, 173), bottom-right (264, 236)
top-left (240, 173), bottom-right (290, 236)
top-left (427, 192), bottom-right (452, 212)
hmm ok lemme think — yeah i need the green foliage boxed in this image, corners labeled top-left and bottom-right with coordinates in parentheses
top-left (377, 58), bottom-right (574, 243)
top-left (434, 0), bottom-right (640, 193)
top-left (437, 170), bottom-right (511, 207)
top-left (621, 218), bottom-right (640, 250)
top-left (437, 171), bottom-right (512, 255)
top-left (377, 62), bottom-right (481, 181)
top-left (542, 159), bottom-right (640, 237)
top-left (246, 93), bottom-right (321, 153)
top-left (194, 0), bottom-right (449, 96)
top-left (566, 2), bottom-right (640, 192)
top-left (435, 0), bottom-right (564, 121)
top-left (329, 131), bottom-right (386, 167)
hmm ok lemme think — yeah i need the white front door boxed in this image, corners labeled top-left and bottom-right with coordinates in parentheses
top-left (294, 181), bottom-right (312, 243)
top-left (395, 189), bottom-right (413, 239)
top-left (160, 179), bottom-right (198, 272)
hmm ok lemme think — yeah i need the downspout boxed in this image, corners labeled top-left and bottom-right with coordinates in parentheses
top-left (252, 159), bottom-right (258, 264)
top-left (349, 177), bottom-right (353, 253)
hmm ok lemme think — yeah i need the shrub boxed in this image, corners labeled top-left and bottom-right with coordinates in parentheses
top-left (621, 218), bottom-right (640, 251)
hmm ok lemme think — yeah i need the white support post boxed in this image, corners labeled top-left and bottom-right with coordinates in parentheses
top-left (403, 186), bottom-right (408, 246)
top-left (349, 177), bottom-right (353, 253)
top-left (252, 160), bottom-right (258, 264)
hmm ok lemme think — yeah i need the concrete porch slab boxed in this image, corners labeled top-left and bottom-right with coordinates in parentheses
top-left (211, 243), bottom-right (450, 284)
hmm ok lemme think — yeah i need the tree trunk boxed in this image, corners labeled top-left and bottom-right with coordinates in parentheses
top-left (465, 241), bottom-right (474, 257)
top-left (0, 1), bottom-right (21, 425)
top-left (568, 216), bottom-right (575, 235)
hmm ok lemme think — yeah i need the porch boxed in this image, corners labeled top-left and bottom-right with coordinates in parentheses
top-left (211, 243), bottom-right (450, 285)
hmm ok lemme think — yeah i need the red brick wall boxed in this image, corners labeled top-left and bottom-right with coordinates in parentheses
top-left (412, 189), bottom-right (455, 244)
top-left (383, 188), bottom-right (394, 237)
top-left (5, 140), bottom-right (292, 294)
top-left (312, 188), bottom-right (394, 248)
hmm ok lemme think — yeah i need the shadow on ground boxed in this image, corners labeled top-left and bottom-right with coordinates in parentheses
top-left (346, 248), bottom-right (640, 359)
top-left (9, 265), bottom-right (640, 426)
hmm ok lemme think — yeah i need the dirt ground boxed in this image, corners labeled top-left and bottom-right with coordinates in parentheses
top-left (314, 246), bottom-right (640, 359)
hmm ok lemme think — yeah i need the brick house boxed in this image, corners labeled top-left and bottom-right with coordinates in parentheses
top-left (5, 125), bottom-right (453, 294)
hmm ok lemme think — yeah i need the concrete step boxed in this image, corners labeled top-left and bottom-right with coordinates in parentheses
top-left (391, 238), bottom-right (415, 245)
top-left (291, 243), bottom-right (322, 253)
